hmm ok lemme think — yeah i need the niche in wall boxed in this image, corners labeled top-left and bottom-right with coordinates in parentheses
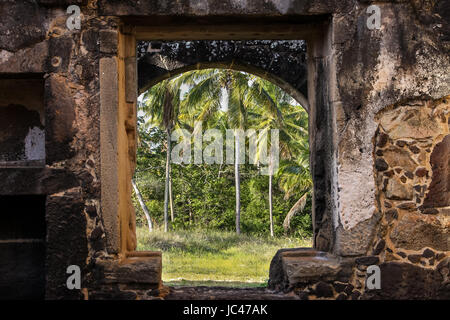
top-left (0, 77), bottom-right (45, 167)
top-left (0, 195), bottom-right (46, 300)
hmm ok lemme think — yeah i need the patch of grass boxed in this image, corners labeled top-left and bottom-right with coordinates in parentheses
top-left (137, 227), bottom-right (312, 287)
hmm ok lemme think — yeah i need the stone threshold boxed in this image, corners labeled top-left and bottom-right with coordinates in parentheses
top-left (164, 286), bottom-right (301, 300)
top-left (91, 249), bottom-right (356, 299)
top-left (96, 251), bottom-right (162, 286)
top-left (268, 248), bottom-right (353, 292)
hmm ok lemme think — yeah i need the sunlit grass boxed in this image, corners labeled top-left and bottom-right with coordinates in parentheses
top-left (137, 227), bottom-right (312, 287)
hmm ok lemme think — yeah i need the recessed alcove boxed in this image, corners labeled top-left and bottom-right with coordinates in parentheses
top-left (0, 76), bottom-right (45, 168)
top-left (0, 195), bottom-right (46, 300)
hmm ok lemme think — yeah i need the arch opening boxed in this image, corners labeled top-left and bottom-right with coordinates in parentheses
top-left (137, 40), bottom-right (309, 112)
top-left (132, 66), bottom-right (313, 287)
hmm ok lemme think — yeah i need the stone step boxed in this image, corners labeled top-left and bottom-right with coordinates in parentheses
top-left (268, 248), bottom-right (353, 291)
top-left (96, 251), bottom-right (162, 286)
top-left (164, 286), bottom-right (300, 300)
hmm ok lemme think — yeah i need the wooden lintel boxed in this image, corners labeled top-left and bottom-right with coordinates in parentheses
top-left (134, 23), bottom-right (320, 41)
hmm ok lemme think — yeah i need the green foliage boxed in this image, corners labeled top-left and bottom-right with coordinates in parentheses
top-left (133, 132), bottom-right (313, 237)
top-left (133, 69), bottom-right (313, 238)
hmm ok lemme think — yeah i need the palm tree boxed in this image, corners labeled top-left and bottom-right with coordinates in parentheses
top-left (131, 179), bottom-right (153, 232)
top-left (245, 76), bottom-right (309, 236)
top-left (141, 78), bottom-right (183, 232)
top-left (181, 69), bottom-right (251, 234)
top-left (141, 68), bottom-right (312, 236)
top-left (181, 69), bottom-right (311, 236)
top-left (276, 136), bottom-right (312, 233)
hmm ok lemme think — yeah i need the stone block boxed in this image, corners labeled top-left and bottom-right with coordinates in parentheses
top-left (390, 213), bottom-right (449, 251)
top-left (378, 107), bottom-right (442, 140)
top-left (45, 189), bottom-right (87, 299)
top-left (334, 212), bottom-right (381, 256)
top-left (355, 256), bottom-right (380, 266)
top-left (0, 2), bottom-right (46, 52)
top-left (385, 177), bottom-right (413, 200)
top-left (0, 41), bottom-right (48, 73)
top-left (382, 147), bottom-right (418, 172)
top-left (100, 30), bottom-right (118, 54)
top-left (100, 57), bottom-right (119, 254)
top-left (268, 248), bottom-right (352, 291)
top-left (96, 252), bottom-right (162, 286)
top-left (47, 36), bottom-right (73, 73)
top-left (314, 282), bottom-right (334, 298)
top-left (44, 75), bottom-right (76, 163)
top-left (423, 134), bottom-right (450, 208)
top-left (0, 168), bottom-right (78, 195)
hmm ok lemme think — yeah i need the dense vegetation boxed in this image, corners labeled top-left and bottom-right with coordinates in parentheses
top-left (132, 69), bottom-right (312, 239)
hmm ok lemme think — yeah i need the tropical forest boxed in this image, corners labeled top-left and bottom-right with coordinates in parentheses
top-left (132, 68), bottom-right (312, 287)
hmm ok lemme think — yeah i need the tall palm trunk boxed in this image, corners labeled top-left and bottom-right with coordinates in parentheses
top-left (269, 173), bottom-right (274, 237)
top-left (235, 133), bottom-right (241, 235)
top-left (132, 179), bottom-right (153, 233)
top-left (283, 192), bottom-right (308, 234)
top-left (164, 128), bottom-right (171, 232)
top-left (169, 165), bottom-right (174, 222)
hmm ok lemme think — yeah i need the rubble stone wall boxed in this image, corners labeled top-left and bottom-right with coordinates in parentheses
top-left (0, 0), bottom-right (448, 299)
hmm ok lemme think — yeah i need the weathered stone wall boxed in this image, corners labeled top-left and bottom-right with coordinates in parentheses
top-left (0, 0), bottom-right (110, 299)
top-left (0, 0), bottom-right (448, 300)
top-left (326, 1), bottom-right (450, 299)
top-left (362, 97), bottom-right (450, 299)
top-left (333, 2), bottom-right (449, 252)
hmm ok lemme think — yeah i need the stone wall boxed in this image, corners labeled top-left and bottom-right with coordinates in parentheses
top-left (0, 0), bottom-right (109, 299)
top-left (0, 0), bottom-right (448, 300)
top-left (363, 97), bottom-right (450, 299)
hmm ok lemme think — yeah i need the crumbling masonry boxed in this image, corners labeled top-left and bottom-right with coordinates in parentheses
top-left (0, 0), bottom-right (448, 299)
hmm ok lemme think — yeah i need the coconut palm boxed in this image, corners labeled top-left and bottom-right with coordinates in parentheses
top-left (141, 78), bottom-right (183, 232)
top-left (181, 69), bottom-right (252, 235)
top-left (140, 68), bottom-right (312, 236)
top-left (276, 135), bottom-right (312, 233)
top-left (131, 179), bottom-right (153, 232)
top-left (181, 69), bottom-right (311, 236)
top-left (246, 76), bottom-right (309, 236)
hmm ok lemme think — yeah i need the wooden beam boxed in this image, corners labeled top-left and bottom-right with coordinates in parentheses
top-left (134, 23), bottom-right (320, 41)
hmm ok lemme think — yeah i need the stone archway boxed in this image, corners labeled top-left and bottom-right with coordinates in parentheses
top-left (134, 39), bottom-right (314, 290)
top-left (132, 34), bottom-right (335, 254)
top-left (137, 40), bottom-right (309, 111)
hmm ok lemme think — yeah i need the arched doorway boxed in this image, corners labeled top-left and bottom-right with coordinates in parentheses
top-left (134, 63), bottom-right (312, 286)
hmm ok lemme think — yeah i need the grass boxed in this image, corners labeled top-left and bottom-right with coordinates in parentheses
top-left (137, 227), bottom-right (312, 287)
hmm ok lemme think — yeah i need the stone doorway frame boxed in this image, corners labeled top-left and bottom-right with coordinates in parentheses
top-left (100, 20), bottom-right (337, 277)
